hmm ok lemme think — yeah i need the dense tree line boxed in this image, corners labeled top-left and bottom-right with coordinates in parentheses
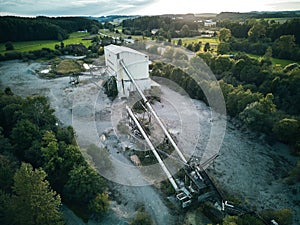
top-left (0, 16), bottom-right (102, 43)
top-left (150, 52), bottom-right (300, 154)
top-left (37, 16), bottom-right (102, 34)
top-left (203, 52), bottom-right (300, 152)
top-left (216, 11), bottom-right (300, 20)
top-left (121, 16), bottom-right (200, 38)
top-left (0, 89), bottom-right (109, 224)
top-left (0, 48), bottom-right (62, 61)
top-left (0, 45), bottom-right (89, 61)
top-left (219, 19), bottom-right (300, 61)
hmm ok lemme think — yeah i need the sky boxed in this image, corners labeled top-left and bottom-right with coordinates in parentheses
top-left (1, 0), bottom-right (300, 17)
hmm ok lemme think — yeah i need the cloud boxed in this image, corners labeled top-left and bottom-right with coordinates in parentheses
top-left (267, 1), bottom-right (300, 11)
top-left (0, 0), bottom-right (155, 16)
top-left (0, 0), bottom-right (299, 17)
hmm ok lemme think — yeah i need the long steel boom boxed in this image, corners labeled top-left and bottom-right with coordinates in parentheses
top-left (120, 60), bottom-right (188, 164)
top-left (126, 105), bottom-right (179, 191)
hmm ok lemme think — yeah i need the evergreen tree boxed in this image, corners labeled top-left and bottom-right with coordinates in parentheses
top-left (10, 163), bottom-right (64, 225)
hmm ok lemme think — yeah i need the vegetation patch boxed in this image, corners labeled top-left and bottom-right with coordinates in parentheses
top-left (52, 59), bottom-right (84, 76)
top-left (129, 205), bottom-right (154, 225)
top-left (232, 52), bottom-right (298, 67)
top-left (260, 208), bottom-right (293, 225)
top-left (0, 32), bottom-right (93, 54)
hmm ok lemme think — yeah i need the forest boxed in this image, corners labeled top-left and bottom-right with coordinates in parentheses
top-left (122, 15), bottom-right (201, 37)
top-left (0, 89), bottom-right (109, 224)
top-left (216, 11), bottom-right (300, 20)
top-left (219, 19), bottom-right (300, 61)
top-left (0, 16), bottom-right (102, 43)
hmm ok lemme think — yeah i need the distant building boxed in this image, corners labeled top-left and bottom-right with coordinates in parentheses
top-left (104, 44), bottom-right (151, 98)
top-left (123, 38), bottom-right (135, 44)
top-left (200, 30), bottom-right (215, 38)
top-left (204, 19), bottom-right (217, 27)
top-left (151, 29), bottom-right (159, 35)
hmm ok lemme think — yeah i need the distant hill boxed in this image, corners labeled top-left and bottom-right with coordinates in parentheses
top-left (89, 15), bottom-right (139, 23)
top-left (216, 11), bottom-right (300, 20)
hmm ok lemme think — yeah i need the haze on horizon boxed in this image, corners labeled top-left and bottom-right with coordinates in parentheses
top-left (1, 0), bottom-right (300, 17)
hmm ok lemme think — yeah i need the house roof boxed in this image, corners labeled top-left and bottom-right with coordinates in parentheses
top-left (105, 44), bottom-right (147, 57)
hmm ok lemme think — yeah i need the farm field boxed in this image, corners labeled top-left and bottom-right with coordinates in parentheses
top-left (173, 36), bottom-right (219, 52)
top-left (0, 32), bottom-right (93, 54)
top-left (173, 36), bottom-right (219, 45)
top-left (255, 17), bottom-right (294, 23)
top-left (98, 28), bottom-right (147, 41)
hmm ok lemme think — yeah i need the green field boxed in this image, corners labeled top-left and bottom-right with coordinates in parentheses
top-left (98, 28), bottom-right (122, 38)
top-left (173, 36), bottom-right (219, 52)
top-left (255, 17), bottom-right (292, 24)
top-left (245, 53), bottom-right (298, 67)
top-left (176, 36), bottom-right (219, 45)
top-left (173, 37), bottom-right (219, 45)
top-left (98, 28), bottom-right (146, 41)
top-left (0, 32), bottom-right (93, 54)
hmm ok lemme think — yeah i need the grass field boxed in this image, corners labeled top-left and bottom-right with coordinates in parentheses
top-left (175, 36), bottom-right (219, 45)
top-left (173, 36), bottom-right (219, 53)
top-left (98, 28), bottom-right (147, 41)
top-left (244, 53), bottom-right (298, 67)
top-left (255, 17), bottom-right (292, 24)
top-left (0, 32), bottom-right (93, 54)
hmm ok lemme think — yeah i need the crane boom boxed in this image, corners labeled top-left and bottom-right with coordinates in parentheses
top-left (120, 60), bottom-right (188, 164)
top-left (126, 105), bottom-right (179, 192)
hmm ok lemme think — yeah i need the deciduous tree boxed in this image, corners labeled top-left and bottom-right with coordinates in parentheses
top-left (239, 93), bottom-right (276, 132)
top-left (5, 42), bottom-right (14, 51)
top-left (248, 23), bottom-right (266, 41)
top-left (272, 35), bottom-right (297, 60)
top-left (88, 192), bottom-right (109, 217)
top-left (217, 42), bottom-right (230, 55)
top-left (64, 165), bottom-right (106, 204)
top-left (219, 28), bottom-right (231, 42)
top-left (273, 118), bottom-right (299, 144)
top-left (204, 42), bottom-right (210, 52)
top-left (10, 119), bottom-right (40, 159)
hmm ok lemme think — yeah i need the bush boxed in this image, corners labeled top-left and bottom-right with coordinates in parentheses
top-left (261, 209), bottom-right (293, 225)
top-left (4, 52), bottom-right (22, 60)
top-left (5, 42), bottom-right (14, 51)
top-left (237, 214), bottom-right (264, 225)
top-left (130, 207), bottom-right (153, 225)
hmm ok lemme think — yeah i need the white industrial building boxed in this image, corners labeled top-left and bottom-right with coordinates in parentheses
top-left (104, 44), bottom-right (151, 98)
